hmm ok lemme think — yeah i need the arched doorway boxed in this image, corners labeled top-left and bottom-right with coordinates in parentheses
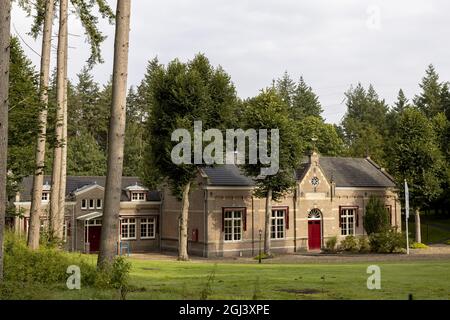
top-left (308, 209), bottom-right (322, 250)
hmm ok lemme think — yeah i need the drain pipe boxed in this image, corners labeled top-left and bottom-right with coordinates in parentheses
top-left (293, 187), bottom-right (298, 252)
top-left (72, 203), bottom-right (75, 252)
top-left (251, 196), bottom-right (254, 256)
top-left (203, 189), bottom-right (208, 258)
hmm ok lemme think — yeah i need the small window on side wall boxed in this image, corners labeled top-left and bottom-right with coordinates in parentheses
top-left (81, 199), bottom-right (87, 210)
top-left (96, 199), bottom-right (102, 209)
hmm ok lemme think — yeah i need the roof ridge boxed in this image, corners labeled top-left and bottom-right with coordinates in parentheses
top-left (365, 158), bottom-right (397, 184)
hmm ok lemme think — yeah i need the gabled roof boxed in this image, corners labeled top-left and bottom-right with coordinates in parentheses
top-left (203, 156), bottom-right (396, 188)
top-left (125, 183), bottom-right (148, 191)
top-left (18, 176), bottom-right (161, 202)
top-left (317, 157), bottom-right (396, 188)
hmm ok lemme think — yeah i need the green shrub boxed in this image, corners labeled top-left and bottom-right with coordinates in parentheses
top-left (445, 239), bottom-right (450, 245)
top-left (369, 228), bottom-right (406, 253)
top-left (3, 231), bottom-right (96, 286)
top-left (364, 196), bottom-right (390, 235)
top-left (323, 236), bottom-right (337, 253)
top-left (358, 236), bottom-right (371, 253)
top-left (95, 256), bottom-right (132, 299)
top-left (410, 242), bottom-right (428, 249)
top-left (339, 235), bottom-right (359, 252)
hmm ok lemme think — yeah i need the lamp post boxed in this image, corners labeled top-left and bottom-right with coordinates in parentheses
top-left (258, 229), bottom-right (262, 264)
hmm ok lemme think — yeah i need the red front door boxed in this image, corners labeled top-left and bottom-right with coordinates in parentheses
top-left (86, 226), bottom-right (102, 252)
top-left (308, 220), bottom-right (321, 250)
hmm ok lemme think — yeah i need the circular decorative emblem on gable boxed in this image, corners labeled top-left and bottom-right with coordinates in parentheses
top-left (311, 176), bottom-right (320, 187)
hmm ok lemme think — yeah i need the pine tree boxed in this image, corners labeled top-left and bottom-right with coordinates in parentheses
top-left (49, 0), bottom-right (69, 240)
top-left (67, 131), bottom-right (106, 175)
top-left (275, 71), bottom-right (296, 108)
top-left (340, 84), bottom-right (389, 164)
top-left (123, 86), bottom-right (146, 177)
top-left (27, 0), bottom-right (55, 250)
top-left (394, 89), bottom-right (409, 113)
top-left (0, 0), bottom-right (11, 282)
top-left (292, 76), bottom-right (323, 120)
top-left (414, 64), bottom-right (443, 118)
top-left (441, 82), bottom-right (450, 121)
top-left (98, 0), bottom-right (131, 268)
top-left (8, 38), bottom-right (41, 181)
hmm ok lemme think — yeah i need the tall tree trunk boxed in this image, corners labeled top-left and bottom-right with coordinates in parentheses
top-left (264, 188), bottom-right (272, 255)
top-left (415, 208), bottom-right (421, 244)
top-left (56, 46), bottom-right (68, 241)
top-left (56, 65), bottom-right (68, 241)
top-left (28, 0), bottom-right (55, 250)
top-left (50, 0), bottom-right (68, 240)
top-left (0, 0), bottom-right (11, 282)
top-left (98, 0), bottom-right (131, 268)
top-left (178, 182), bottom-right (190, 261)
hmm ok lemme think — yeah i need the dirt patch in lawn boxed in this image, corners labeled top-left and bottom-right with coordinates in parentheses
top-left (277, 288), bottom-right (322, 295)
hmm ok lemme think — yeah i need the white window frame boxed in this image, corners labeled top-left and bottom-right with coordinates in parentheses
top-left (131, 192), bottom-right (146, 201)
top-left (87, 219), bottom-right (102, 226)
top-left (271, 209), bottom-right (286, 239)
top-left (340, 208), bottom-right (356, 236)
top-left (140, 217), bottom-right (156, 239)
top-left (121, 218), bottom-right (136, 240)
top-left (223, 209), bottom-right (243, 242)
top-left (89, 199), bottom-right (95, 209)
top-left (81, 199), bottom-right (87, 210)
top-left (63, 220), bottom-right (68, 243)
top-left (41, 192), bottom-right (49, 202)
top-left (96, 199), bottom-right (102, 209)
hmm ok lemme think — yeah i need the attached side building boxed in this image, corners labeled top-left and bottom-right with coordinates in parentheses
top-left (13, 176), bottom-right (161, 253)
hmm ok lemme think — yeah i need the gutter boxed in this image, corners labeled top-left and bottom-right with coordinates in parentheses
top-left (203, 189), bottom-right (208, 258)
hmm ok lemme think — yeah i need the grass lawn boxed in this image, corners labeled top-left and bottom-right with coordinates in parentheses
top-left (405, 217), bottom-right (450, 244)
top-left (34, 258), bottom-right (450, 300)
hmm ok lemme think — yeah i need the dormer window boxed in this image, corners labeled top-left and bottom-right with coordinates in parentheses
top-left (89, 199), bottom-right (95, 209)
top-left (42, 192), bottom-right (49, 201)
top-left (81, 199), bottom-right (87, 210)
top-left (131, 192), bottom-right (146, 201)
top-left (42, 182), bottom-right (51, 201)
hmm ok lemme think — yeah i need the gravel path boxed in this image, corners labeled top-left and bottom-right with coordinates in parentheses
top-left (130, 244), bottom-right (450, 264)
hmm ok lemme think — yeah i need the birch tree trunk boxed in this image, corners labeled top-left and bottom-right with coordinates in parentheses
top-left (415, 208), bottom-right (421, 244)
top-left (264, 188), bottom-right (272, 255)
top-left (50, 0), bottom-right (68, 240)
top-left (178, 182), bottom-right (190, 261)
top-left (0, 0), bottom-right (11, 282)
top-left (28, 0), bottom-right (55, 250)
top-left (98, 0), bottom-right (131, 268)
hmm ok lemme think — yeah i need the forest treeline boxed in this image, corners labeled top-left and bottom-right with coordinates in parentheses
top-left (7, 37), bottom-right (450, 214)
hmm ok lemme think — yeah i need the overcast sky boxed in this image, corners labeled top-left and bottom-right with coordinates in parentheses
top-left (11, 0), bottom-right (450, 123)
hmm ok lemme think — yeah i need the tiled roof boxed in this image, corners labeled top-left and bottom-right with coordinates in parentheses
top-left (204, 156), bottom-right (396, 188)
top-left (18, 176), bottom-right (161, 202)
top-left (202, 165), bottom-right (255, 186)
top-left (318, 157), bottom-right (396, 188)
